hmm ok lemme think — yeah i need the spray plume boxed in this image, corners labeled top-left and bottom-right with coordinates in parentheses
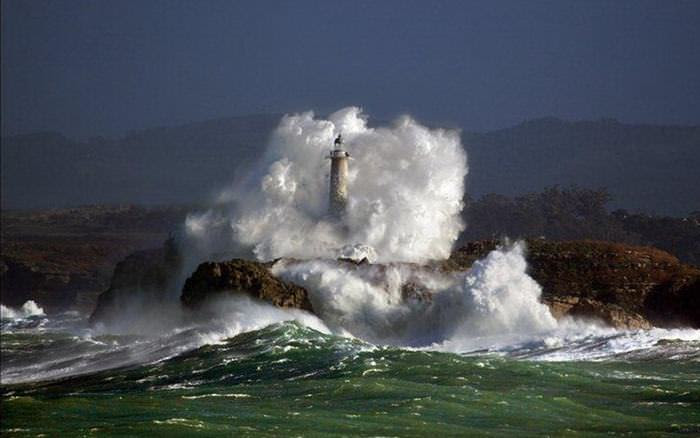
top-left (185, 107), bottom-right (467, 264)
top-left (178, 107), bottom-right (571, 350)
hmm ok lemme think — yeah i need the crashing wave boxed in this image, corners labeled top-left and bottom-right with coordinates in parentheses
top-left (0, 300), bottom-right (45, 320)
top-left (183, 107), bottom-right (467, 265)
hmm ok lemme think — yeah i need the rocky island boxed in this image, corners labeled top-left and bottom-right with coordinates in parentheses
top-left (89, 239), bottom-right (699, 330)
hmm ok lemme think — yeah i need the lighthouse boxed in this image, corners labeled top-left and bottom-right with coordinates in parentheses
top-left (328, 134), bottom-right (349, 217)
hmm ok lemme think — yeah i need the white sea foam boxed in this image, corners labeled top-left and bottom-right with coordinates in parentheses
top-left (179, 108), bottom-right (570, 353)
top-left (184, 107), bottom-right (467, 265)
top-left (273, 242), bottom-right (557, 348)
top-left (0, 300), bottom-right (45, 320)
top-left (193, 295), bottom-right (330, 346)
top-left (8, 107), bottom-right (697, 387)
top-left (179, 107), bottom-right (699, 358)
top-left (177, 108), bottom-right (566, 352)
top-left (513, 325), bottom-right (700, 362)
top-left (1, 295), bottom-right (330, 385)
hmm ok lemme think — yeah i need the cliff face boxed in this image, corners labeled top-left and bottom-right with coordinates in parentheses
top-left (1, 205), bottom-right (188, 313)
top-left (91, 239), bottom-right (700, 330)
top-left (88, 238), bottom-right (182, 324)
top-left (180, 259), bottom-right (312, 312)
top-left (1, 241), bottom-right (144, 313)
top-left (445, 240), bottom-right (700, 329)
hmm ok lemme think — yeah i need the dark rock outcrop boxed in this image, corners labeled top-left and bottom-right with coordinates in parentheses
top-left (444, 239), bottom-right (700, 329)
top-left (644, 276), bottom-right (700, 328)
top-left (92, 238), bottom-right (698, 330)
top-left (181, 259), bottom-right (312, 311)
top-left (1, 205), bottom-right (188, 313)
top-left (89, 237), bottom-right (182, 324)
top-left (0, 258), bottom-right (78, 310)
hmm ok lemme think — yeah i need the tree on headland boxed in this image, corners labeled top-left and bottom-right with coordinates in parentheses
top-left (461, 186), bottom-right (700, 266)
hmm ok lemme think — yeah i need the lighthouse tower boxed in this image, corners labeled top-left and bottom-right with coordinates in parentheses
top-left (328, 134), bottom-right (349, 217)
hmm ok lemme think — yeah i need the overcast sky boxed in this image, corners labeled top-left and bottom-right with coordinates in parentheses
top-left (2, 0), bottom-right (699, 138)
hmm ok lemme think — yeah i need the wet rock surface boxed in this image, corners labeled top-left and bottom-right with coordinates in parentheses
top-left (1, 205), bottom-right (189, 313)
top-left (180, 259), bottom-right (313, 312)
top-left (444, 239), bottom-right (700, 329)
top-left (89, 238), bottom-right (182, 324)
top-left (91, 239), bottom-right (699, 330)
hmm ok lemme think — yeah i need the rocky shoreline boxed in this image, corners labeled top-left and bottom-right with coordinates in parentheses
top-left (0, 205), bottom-right (190, 313)
top-left (88, 239), bottom-right (700, 330)
top-left (181, 259), bottom-right (313, 312)
top-left (443, 240), bottom-right (700, 329)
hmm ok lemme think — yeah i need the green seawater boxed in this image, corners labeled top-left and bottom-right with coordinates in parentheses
top-left (2, 320), bottom-right (699, 437)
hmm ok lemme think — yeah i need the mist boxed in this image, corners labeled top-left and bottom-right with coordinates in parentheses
top-left (184, 107), bottom-right (467, 264)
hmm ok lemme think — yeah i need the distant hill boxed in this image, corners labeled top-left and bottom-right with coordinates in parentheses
top-left (2, 115), bottom-right (698, 215)
top-left (464, 118), bottom-right (700, 215)
top-left (1, 115), bottom-right (280, 209)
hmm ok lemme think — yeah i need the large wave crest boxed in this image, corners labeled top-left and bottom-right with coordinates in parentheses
top-left (184, 107), bottom-right (467, 264)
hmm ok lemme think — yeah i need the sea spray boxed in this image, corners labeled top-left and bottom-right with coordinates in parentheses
top-left (1, 295), bottom-right (330, 385)
top-left (4, 114), bottom-right (700, 437)
top-left (4, 317), bottom-right (699, 435)
top-left (181, 108), bottom-right (565, 350)
top-left (0, 300), bottom-right (45, 320)
top-left (272, 241), bottom-right (557, 349)
top-left (184, 107), bottom-right (467, 265)
top-left (27, 107), bottom-right (696, 387)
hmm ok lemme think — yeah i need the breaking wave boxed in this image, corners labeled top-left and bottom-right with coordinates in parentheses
top-left (1, 300), bottom-right (45, 320)
top-left (2, 311), bottom-right (698, 386)
top-left (272, 242), bottom-right (557, 348)
top-left (3, 108), bottom-right (698, 388)
top-left (175, 108), bottom-right (697, 367)
top-left (184, 107), bottom-right (467, 265)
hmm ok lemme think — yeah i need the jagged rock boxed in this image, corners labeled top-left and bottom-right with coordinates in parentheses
top-left (181, 259), bottom-right (312, 312)
top-left (555, 297), bottom-right (652, 330)
top-left (401, 281), bottom-right (433, 303)
top-left (0, 258), bottom-right (78, 311)
top-left (92, 238), bottom-right (699, 330)
top-left (89, 237), bottom-right (181, 324)
top-left (444, 239), bottom-right (700, 329)
top-left (644, 276), bottom-right (700, 328)
top-left (1, 205), bottom-right (189, 313)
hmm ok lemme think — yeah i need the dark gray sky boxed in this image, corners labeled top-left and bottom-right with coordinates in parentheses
top-left (2, 0), bottom-right (699, 138)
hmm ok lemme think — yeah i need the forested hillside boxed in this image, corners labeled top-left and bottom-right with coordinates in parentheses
top-left (3, 115), bottom-right (698, 215)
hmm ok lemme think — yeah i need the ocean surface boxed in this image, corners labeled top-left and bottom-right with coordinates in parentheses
top-left (2, 302), bottom-right (699, 437)
top-left (4, 107), bottom-right (698, 436)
